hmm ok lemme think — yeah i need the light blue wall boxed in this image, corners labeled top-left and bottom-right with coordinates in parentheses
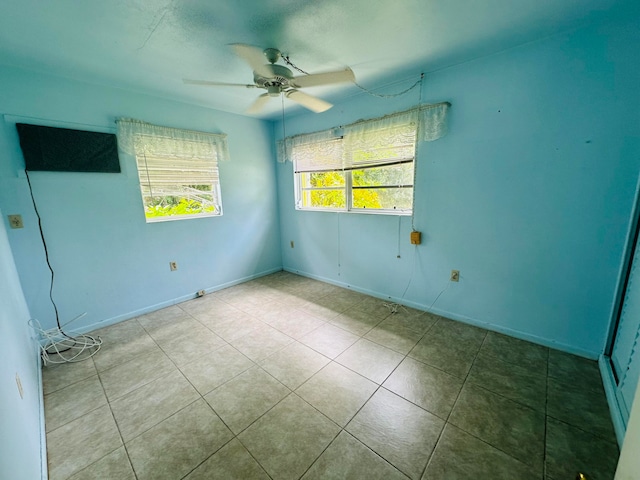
top-left (275, 16), bottom-right (640, 358)
top-left (0, 66), bottom-right (282, 333)
top-left (0, 207), bottom-right (43, 480)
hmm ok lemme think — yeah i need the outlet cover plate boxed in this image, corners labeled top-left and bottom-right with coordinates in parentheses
top-left (8, 215), bottom-right (23, 229)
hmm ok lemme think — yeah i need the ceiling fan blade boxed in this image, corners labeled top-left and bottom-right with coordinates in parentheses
top-left (286, 90), bottom-right (333, 113)
top-left (292, 68), bottom-right (355, 88)
top-left (246, 93), bottom-right (272, 115)
top-left (183, 79), bottom-right (255, 88)
top-left (230, 44), bottom-right (275, 78)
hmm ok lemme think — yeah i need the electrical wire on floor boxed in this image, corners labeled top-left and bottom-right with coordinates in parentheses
top-left (29, 316), bottom-right (102, 364)
top-left (383, 244), bottom-right (418, 314)
top-left (383, 278), bottom-right (451, 315)
top-left (24, 170), bottom-right (102, 364)
top-left (383, 243), bottom-right (451, 315)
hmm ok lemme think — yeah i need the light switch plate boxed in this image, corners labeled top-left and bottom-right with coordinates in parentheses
top-left (8, 215), bottom-right (23, 229)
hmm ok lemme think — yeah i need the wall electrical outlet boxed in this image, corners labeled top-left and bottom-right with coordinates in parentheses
top-left (169, 261), bottom-right (178, 271)
top-left (196, 289), bottom-right (205, 297)
top-left (450, 270), bottom-right (460, 282)
top-left (8, 214), bottom-right (23, 229)
top-left (290, 240), bottom-right (295, 248)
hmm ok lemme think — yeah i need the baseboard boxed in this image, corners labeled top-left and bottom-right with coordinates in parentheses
top-left (61, 267), bottom-right (283, 336)
top-left (35, 338), bottom-right (48, 479)
top-left (283, 267), bottom-right (601, 360)
top-left (599, 355), bottom-right (627, 446)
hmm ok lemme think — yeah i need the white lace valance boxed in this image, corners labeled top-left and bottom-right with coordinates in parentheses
top-left (277, 102), bottom-right (450, 164)
top-left (279, 128), bottom-right (344, 172)
top-left (419, 102), bottom-right (450, 142)
top-left (116, 118), bottom-right (229, 162)
top-left (344, 109), bottom-right (418, 169)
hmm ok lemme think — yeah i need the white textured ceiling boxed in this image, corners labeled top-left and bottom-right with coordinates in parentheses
top-left (0, 0), bottom-right (634, 119)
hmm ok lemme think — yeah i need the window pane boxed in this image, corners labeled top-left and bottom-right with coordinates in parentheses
top-left (352, 187), bottom-right (413, 211)
top-left (142, 183), bottom-right (218, 219)
top-left (299, 171), bottom-right (347, 209)
top-left (352, 163), bottom-right (413, 188)
top-left (302, 189), bottom-right (346, 209)
top-left (351, 163), bottom-right (413, 211)
top-left (301, 171), bottom-right (345, 188)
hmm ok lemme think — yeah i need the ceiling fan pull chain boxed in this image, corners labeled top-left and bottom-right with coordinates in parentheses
top-left (281, 54), bottom-right (310, 75)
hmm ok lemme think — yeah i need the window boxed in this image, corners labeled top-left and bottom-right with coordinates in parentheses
top-left (117, 119), bottom-right (227, 222)
top-left (291, 113), bottom-right (419, 214)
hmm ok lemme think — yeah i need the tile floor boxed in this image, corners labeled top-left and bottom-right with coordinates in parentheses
top-left (42, 271), bottom-right (620, 480)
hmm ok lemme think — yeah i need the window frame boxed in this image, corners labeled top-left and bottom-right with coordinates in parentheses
top-left (293, 136), bottom-right (416, 216)
top-left (116, 120), bottom-right (227, 224)
top-left (133, 141), bottom-right (223, 223)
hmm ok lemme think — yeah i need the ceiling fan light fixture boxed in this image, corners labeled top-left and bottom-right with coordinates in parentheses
top-left (267, 85), bottom-right (281, 97)
top-left (263, 48), bottom-right (281, 64)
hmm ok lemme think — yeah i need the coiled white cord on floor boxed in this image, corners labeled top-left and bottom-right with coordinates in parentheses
top-left (29, 315), bottom-right (102, 365)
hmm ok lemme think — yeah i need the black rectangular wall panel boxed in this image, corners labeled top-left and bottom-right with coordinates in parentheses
top-left (16, 123), bottom-right (120, 173)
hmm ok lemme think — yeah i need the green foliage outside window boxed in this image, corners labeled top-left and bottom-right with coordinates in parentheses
top-left (308, 171), bottom-right (347, 208)
top-left (302, 162), bottom-right (412, 211)
top-left (145, 198), bottom-right (216, 218)
top-left (143, 184), bottom-right (216, 219)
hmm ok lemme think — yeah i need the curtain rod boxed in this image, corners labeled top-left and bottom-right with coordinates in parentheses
top-left (280, 101), bottom-right (451, 142)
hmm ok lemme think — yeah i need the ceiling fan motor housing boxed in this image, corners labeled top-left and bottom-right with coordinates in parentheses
top-left (254, 64), bottom-right (294, 91)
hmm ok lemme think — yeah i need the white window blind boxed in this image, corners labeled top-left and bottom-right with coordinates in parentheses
top-left (286, 129), bottom-right (344, 173)
top-left (343, 111), bottom-right (417, 170)
top-left (279, 102), bottom-right (450, 166)
top-left (116, 119), bottom-right (227, 222)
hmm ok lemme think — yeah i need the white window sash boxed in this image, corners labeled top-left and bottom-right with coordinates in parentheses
top-left (116, 118), bottom-right (226, 221)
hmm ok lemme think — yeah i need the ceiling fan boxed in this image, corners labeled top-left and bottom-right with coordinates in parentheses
top-left (184, 44), bottom-right (355, 114)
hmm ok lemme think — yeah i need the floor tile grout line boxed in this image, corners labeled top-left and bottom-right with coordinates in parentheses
top-left (434, 330), bottom-right (547, 474)
top-left (299, 428), bottom-right (409, 480)
top-left (95, 368), bottom-right (140, 480)
top-left (41, 366), bottom-right (99, 396)
top-left (179, 345), bottom-right (258, 398)
top-left (65, 274), bottom-right (362, 474)
top-left (308, 290), bottom-right (548, 474)
top-left (42, 376), bottom-right (109, 435)
top-left (295, 425), bottom-right (343, 479)
top-left (187, 295), bottom-right (486, 478)
top-left (227, 390), bottom-right (314, 478)
top-left (45, 386), bottom-right (132, 479)
top-left (177, 417), bottom-right (242, 480)
top-left (420, 329), bottom-right (490, 479)
top-left (311, 317), bottom-right (440, 480)
top-left (231, 435), bottom-right (275, 480)
top-left (544, 413), bottom-right (620, 445)
top-left (290, 386), bottom-right (414, 480)
top-left (128, 395), bottom-right (213, 476)
top-left (44, 273), bottom-right (616, 479)
top-left (104, 318), bottom-right (232, 454)
top-left (445, 334), bottom-right (548, 474)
